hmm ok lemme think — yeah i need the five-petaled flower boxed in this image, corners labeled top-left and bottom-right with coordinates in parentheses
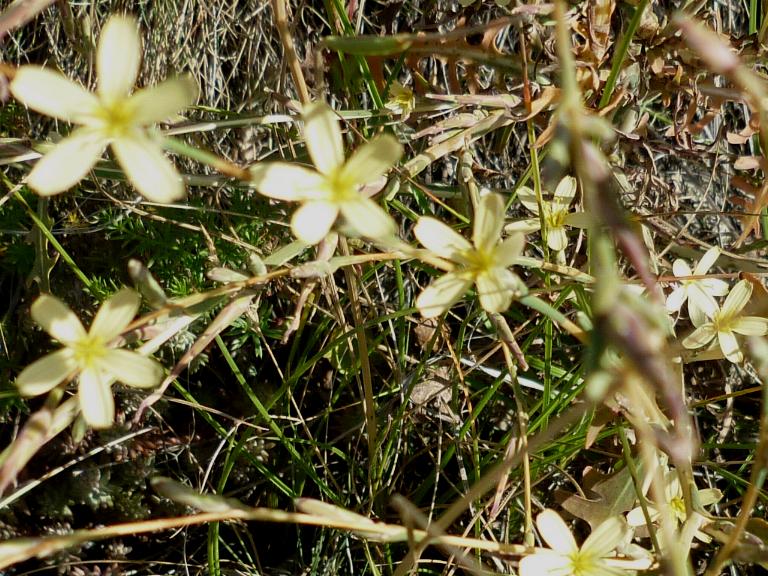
top-left (10, 15), bottom-right (198, 203)
top-left (520, 509), bottom-right (649, 576)
top-left (626, 467), bottom-right (721, 543)
top-left (384, 81), bottom-right (415, 120)
top-left (16, 288), bottom-right (164, 428)
top-left (414, 193), bottom-right (526, 318)
top-left (682, 279), bottom-right (768, 364)
top-left (665, 246), bottom-right (729, 326)
top-left (505, 176), bottom-right (589, 263)
top-left (249, 102), bottom-right (402, 245)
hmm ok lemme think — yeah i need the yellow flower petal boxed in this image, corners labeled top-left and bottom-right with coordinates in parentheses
top-left (701, 277), bottom-right (729, 297)
top-left (563, 211), bottom-right (591, 229)
top-left (517, 186), bottom-right (540, 215)
top-left (665, 286), bottom-right (687, 314)
top-left (476, 269), bottom-right (516, 313)
top-left (340, 198), bottom-right (396, 241)
top-left (693, 246), bottom-right (721, 275)
top-left (100, 349), bottom-right (163, 389)
top-left (89, 288), bottom-right (140, 341)
top-left (519, 551), bottom-right (572, 576)
top-left (536, 510), bottom-right (578, 554)
top-left (26, 129), bottom-right (106, 195)
top-left (31, 294), bottom-right (87, 344)
top-left (250, 162), bottom-right (326, 201)
top-left (687, 285), bottom-right (719, 326)
top-left (384, 82), bottom-right (415, 118)
top-left (416, 272), bottom-right (473, 318)
top-left (504, 218), bottom-right (541, 234)
top-left (129, 76), bottom-right (199, 125)
top-left (697, 488), bottom-right (722, 507)
top-left (682, 323), bottom-right (716, 349)
top-left (291, 200), bottom-right (338, 244)
top-left (731, 316), bottom-right (768, 336)
top-left (11, 67), bottom-right (99, 123)
top-left (626, 504), bottom-right (661, 527)
top-left (496, 234), bottom-right (525, 267)
top-left (97, 15), bottom-right (141, 101)
top-left (473, 193), bottom-right (505, 253)
top-left (545, 226), bottom-right (568, 252)
top-left (552, 175), bottom-right (577, 207)
top-left (722, 280), bottom-right (752, 318)
top-left (717, 329), bottom-right (742, 363)
top-left (16, 349), bottom-right (77, 396)
top-left (340, 134), bottom-right (402, 187)
top-left (581, 516), bottom-right (628, 558)
top-left (414, 217), bottom-right (472, 261)
top-left (111, 133), bottom-right (184, 203)
top-left (582, 563), bottom-right (626, 576)
top-left (303, 102), bottom-right (344, 175)
top-left (672, 259), bottom-right (693, 278)
top-left (78, 368), bottom-right (115, 428)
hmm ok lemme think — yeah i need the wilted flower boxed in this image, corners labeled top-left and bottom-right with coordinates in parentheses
top-left (414, 193), bottom-right (525, 318)
top-left (626, 467), bottom-right (721, 543)
top-left (384, 81), bottom-right (415, 119)
top-left (682, 279), bottom-right (768, 363)
top-left (665, 246), bottom-right (729, 325)
top-left (16, 288), bottom-right (163, 428)
top-left (520, 509), bottom-right (649, 576)
top-left (10, 15), bottom-right (198, 203)
top-left (505, 176), bottom-right (589, 262)
top-left (250, 102), bottom-right (402, 245)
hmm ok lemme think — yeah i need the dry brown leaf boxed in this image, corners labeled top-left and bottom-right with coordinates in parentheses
top-left (743, 272), bottom-right (768, 318)
top-left (734, 156), bottom-right (767, 171)
top-left (703, 518), bottom-right (768, 569)
top-left (585, 404), bottom-right (618, 449)
top-left (588, 0), bottom-right (616, 64)
top-left (559, 465), bottom-right (640, 529)
top-left (733, 180), bottom-right (768, 247)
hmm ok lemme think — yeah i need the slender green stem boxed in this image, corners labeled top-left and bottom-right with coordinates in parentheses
top-left (162, 136), bottom-right (250, 180)
top-left (14, 191), bottom-right (92, 289)
top-left (619, 426), bottom-right (661, 555)
top-left (599, 0), bottom-right (650, 109)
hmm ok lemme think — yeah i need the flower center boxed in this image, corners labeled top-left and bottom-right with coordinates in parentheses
top-left (71, 334), bottom-right (108, 369)
top-left (544, 204), bottom-right (567, 228)
top-left (327, 171), bottom-right (359, 203)
top-left (97, 99), bottom-right (136, 138)
top-left (569, 550), bottom-right (600, 576)
top-left (391, 90), bottom-right (414, 110)
top-left (460, 247), bottom-right (495, 275)
top-left (712, 309), bottom-right (735, 332)
top-left (547, 210), bottom-right (567, 228)
top-left (670, 496), bottom-right (687, 522)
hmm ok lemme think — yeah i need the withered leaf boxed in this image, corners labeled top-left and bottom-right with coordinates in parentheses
top-left (588, 0), bottom-right (615, 64)
top-left (559, 464), bottom-right (640, 529)
top-left (585, 404), bottom-right (618, 449)
top-left (703, 518), bottom-right (768, 569)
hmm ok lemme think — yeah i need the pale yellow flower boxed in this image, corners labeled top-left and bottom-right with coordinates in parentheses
top-left (665, 247), bottom-right (729, 325)
top-left (520, 509), bottom-right (650, 576)
top-left (10, 15), bottom-right (197, 203)
top-left (626, 468), bottom-right (721, 543)
top-left (505, 176), bottom-right (589, 261)
top-left (414, 193), bottom-right (525, 318)
top-left (384, 81), bottom-right (415, 119)
top-left (16, 288), bottom-right (163, 428)
top-left (250, 102), bottom-right (402, 245)
top-left (682, 279), bottom-right (768, 363)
